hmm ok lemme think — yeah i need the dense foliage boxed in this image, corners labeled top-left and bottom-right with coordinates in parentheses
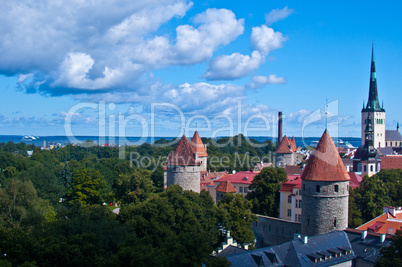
top-left (0, 138), bottom-right (271, 266)
top-left (349, 169), bottom-right (402, 227)
top-left (246, 166), bottom-right (287, 217)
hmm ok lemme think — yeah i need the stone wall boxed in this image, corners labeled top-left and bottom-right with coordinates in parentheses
top-left (253, 215), bottom-right (301, 247)
top-left (275, 153), bottom-right (295, 167)
top-left (166, 165), bottom-right (201, 193)
top-left (301, 180), bottom-right (349, 236)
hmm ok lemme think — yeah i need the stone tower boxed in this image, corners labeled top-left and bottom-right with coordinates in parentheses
top-left (166, 135), bottom-right (202, 193)
top-left (301, 130), bottom-right (350, 236)
top-left (275, 135), bottom-right (296, 167)
top-left (191, 131), bottom-right (208, 172)
top-left (361, 44), bottom-right (385, 149)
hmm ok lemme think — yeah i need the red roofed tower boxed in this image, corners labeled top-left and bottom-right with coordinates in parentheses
top-left (275, 135), bottom-right (297, 167)
top-left (215, 180), bottom-right (236, 202)
top-left (301, 130), bottom-right (350, 236)
top-left (191, 131), bottom-right (208, 172)
top-left (166, 135), bottom-right (202, 193)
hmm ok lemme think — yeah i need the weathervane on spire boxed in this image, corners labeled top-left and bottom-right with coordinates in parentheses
top-left (325, 99), bottom-right (328, 130)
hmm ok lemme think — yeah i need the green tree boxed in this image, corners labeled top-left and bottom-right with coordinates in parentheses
top-left (66, 168), bottom-right (107, 206)
top-left (246, 166), bottom-right (287, 216)
top-left (217, 193), bottom-right (257, 244)
top-left (348, 188), bottom-right (363, 228)
top-left (113, 167), bottom-right (155, 204)
top-left (119, 185), bottom-right (220, 266)
top-left (376, 229), bottom-right (402, 266)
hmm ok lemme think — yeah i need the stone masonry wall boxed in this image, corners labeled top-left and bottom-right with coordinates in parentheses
top-left (275, 153), bottom-right (295, 167)
top-left (166, 165), bottom-right (201, 193)
top-left (301, 180), bottom-right (349, 236)
top-left (253, 215), bottom-right (301, 247)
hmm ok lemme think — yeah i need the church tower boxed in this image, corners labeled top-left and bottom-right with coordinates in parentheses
top-left (361, 45), bottom-right (385, 148)
top-left (301, 130), bottom-right (350, 236)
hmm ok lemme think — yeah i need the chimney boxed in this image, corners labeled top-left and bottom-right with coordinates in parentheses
top-left (302, 236), bottom-right (308, 244)
top-left (380, 234), bottom-right (386, 243)
top-left (294, 233), bottom-right (301, 240)
top-left (278, 111), bottom-right (283, 144)
top-left (361, 230), bottom-right (367, 240)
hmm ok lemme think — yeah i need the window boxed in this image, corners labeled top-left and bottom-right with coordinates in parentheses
top-left (244, 187), bottom-right (248, 193)
top-left (370, 165), bottom-right (373, 172)
top-left (334, 218), bottom-right (337, 227)
top-left (287, 209), bottom-right (291, 217)
top-left (358, 163), bottom-right (362, 172)
top-left (239, 187), bottom-right (243, 193)
top-left (364, 165), bottom-right (367, 172)
top-left (316, 185), bottom-right (320, 192)
top-left (307, 218), bottom-right (310, 225)
top-left (334, 185), bottom-right (339, 193)
top-left (288, 195), bottom-right (292, 203)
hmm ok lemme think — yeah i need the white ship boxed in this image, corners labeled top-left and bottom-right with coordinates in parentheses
top-left (22, 135), bottom-right (38, 141)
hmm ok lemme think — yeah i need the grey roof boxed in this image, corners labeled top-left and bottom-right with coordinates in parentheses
top-left (226, 231), bottom-right (355, 267)
top-left (385, 130), bottom-right (402, 141)
top-left (215, 245), bottom-right (247, 257)
top-left (377, 147), bottom-right (395, 156)
top-left (345, 230), bottom-right (392, 264)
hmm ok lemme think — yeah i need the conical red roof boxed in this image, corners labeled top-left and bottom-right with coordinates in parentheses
top-left (291, 136), bottom-right (297, 152)
top-left (191, 131), bottom-right (208, 157)
top-left (301, 130), bottom-right (350, 182)
top-left (167, 136), bottom-right (200, 166)
top-left (216, 180), bottom-right (237, 193)
top-left (275, 135), bottom-right (293, 154)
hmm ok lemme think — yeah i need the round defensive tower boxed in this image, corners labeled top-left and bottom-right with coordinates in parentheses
top-left (166, 135), bottom-right (202, 193)
top-left (301, 130), bottom-right (350, 236)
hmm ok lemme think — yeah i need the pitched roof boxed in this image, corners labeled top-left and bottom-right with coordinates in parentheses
top-left (357, 207), bottom-right (402, 234)
top-left (191, 131), bottom-right (208, 157)
top-left (226, 231), bottom-right (355, 267)
top-left (215, 180), bottom-right (237, 193)
top-left (348, 172), bottom-right (362, 189)
top-left (291, 136), bottom-right (297, 152)
top-left (216, 171), bottom-right (257, 185)
top-left (166, 135), bottom-right (200, 166)
top-left (283, 165), bottom-right (304, 176)
top-left (381, 155), bottom-right (402, 170)
top-left (385, 130), bottom-right (402, 141)
top-left (275, 135), bottom-right (293, 154)
top-left (301, 130), bottom-right (350, 182)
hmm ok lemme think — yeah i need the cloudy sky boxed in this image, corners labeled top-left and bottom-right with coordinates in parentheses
top-left (0, 0), bottom-right (401, 139)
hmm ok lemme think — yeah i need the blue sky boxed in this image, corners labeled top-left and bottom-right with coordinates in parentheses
top-left (0, 0), bottom-right (401, 139)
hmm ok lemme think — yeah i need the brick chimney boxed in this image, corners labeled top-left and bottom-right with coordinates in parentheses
top-left (278, 111), bottom-right (283, 144)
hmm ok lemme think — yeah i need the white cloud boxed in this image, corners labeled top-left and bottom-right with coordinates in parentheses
top-left (246, 74), bottom-right (286, 89)
top-left (1, 1), bottom-right (246, 95)
top-left (203, 25), bottom-right (287, 80)
top-left (265, 6), bottom-right (294, 26)
top-left (250, 25), bottom-right (287, 56)
top-left (203, 51), bottom-right (262, 80)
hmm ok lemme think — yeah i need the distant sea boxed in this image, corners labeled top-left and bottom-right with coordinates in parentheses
top-left (0, 135), bottom-right (362, 148)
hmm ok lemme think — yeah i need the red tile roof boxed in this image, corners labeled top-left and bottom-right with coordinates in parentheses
top-left (291, 136), bottom-right (297, 152)
top-left (357, 207), bottom-right (402, 234)
top-left (166, 135), bottom-right (200, 166)
top-left (275, 135), bottom-right (293, 154)
top-left (381, 155), bottom-right (402, 170)
top-left (215, 180), bottom-right (237, 193)
top-left (301, 130), bottom-right (350, 182)
top-left (283, 165), bottom-right (304, 176)
top-left (348, 172), bottom-right (362, 189)
top-left (191, 131), bottom-right (208, 157)
top-left (279, 175), bottom-right (302, 193)
top-left (216, 171), bottom-right (258, 185)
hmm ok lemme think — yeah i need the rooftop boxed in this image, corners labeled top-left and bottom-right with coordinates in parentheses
top-left (216, 171), bottom-right (258, 185)
top-left (301, 130), bottom-right (350, 182)
top-left (215, 180), bottom-right (237, 193)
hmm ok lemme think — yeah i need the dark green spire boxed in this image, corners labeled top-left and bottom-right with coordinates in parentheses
top-left (363, 44), bottom-right (384, 112)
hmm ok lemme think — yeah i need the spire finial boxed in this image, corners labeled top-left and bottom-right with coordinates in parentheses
top-left (325, 99), bottom-right (328, 130)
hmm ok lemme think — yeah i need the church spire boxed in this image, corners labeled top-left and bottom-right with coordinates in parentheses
top-left (364, 44), bottom-right (384, 112)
